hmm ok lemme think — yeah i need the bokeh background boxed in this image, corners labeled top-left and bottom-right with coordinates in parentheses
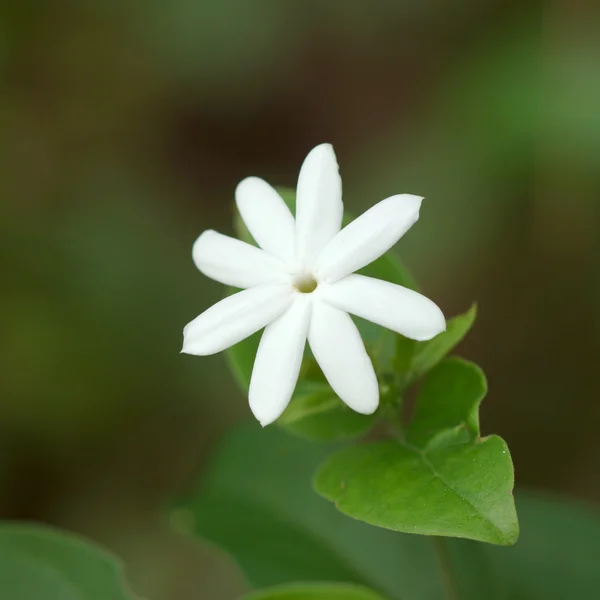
top-left (1, 1), bottom-right (599, 598)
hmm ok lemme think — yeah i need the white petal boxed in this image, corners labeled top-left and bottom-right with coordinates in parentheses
top-left (295, 143), bottom-right (343, 270)
top-left (192, 230), bottom-right (289, 288)
top-left (320, 274), bottom-right (445, 342)
top-left (182, 284), bottom-right (293, 355)
top-left (308, 300), bottom-right (378, 415)
top-left (235, 177), bottom-right (296, 262)
top-left (315, 194), bottom-right (423, 283)
top-left (249, 295), bottom-right (312, 426)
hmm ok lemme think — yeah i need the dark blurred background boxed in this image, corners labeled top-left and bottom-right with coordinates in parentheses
top-left (1, 1), bottom-right (599, 598)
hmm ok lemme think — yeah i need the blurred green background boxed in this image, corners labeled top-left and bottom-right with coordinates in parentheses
top-left (1, 1), bottom-right (599, 599)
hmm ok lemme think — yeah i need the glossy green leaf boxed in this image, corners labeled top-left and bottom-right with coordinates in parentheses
top-left (315, 359), bottom-right (518, 545)
top-left (181, 425), bottom-right (444, 599)
top-left (278, 381), bottom-right (377, 442)
top-left (0, 524), bottom-right (136, 600)
top-left (315, 434), bottom-right (517, 545)
top-left (405, 358), bottom-right (484, 448)
top-left (183, 425), bottom-right (600, 599)
top-left (408, 304), bottom-right (477, 383)
top-left (241, 583), bottom-right (388, 600)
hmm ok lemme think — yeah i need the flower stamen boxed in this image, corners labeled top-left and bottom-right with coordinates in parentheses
top-left (293, 274), bottom-right (318, 294)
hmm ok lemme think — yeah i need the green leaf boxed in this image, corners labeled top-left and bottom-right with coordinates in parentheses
top-left (278, 381), bottom-right (377, 442)
top-left (183, 425), bottom-right (600, 600)
top-left (241, 582), bottom-right (387, 600)
top-left (225, 329), bottom-right (259, 392)
top-left (449, 493), bottom-right (600, 599)
top-left (181, 425), bottom-right (443, 599)
top-left (405, 358), bottom-right (484, 448)
top-left (393, 335), bottom-right (417, 374)
top-left (358, 245), bottom-right (418, 292)
top-left (314, 358), bottom-right (518, 545)
top-left (315, 435), bottom-right (517, 545)
top-left (409, 304), bottom-right (477, 382)
top-left (0, 524), bottom-right (137, 600)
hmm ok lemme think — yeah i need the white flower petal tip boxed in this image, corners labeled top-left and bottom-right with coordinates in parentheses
top-left (308, 301), bottom-right (379, 415)
top-left (315, 193), bottom-right (424, 283)
top-left (235, 177), bottom-right (296, 262)
top-left (248, 296), bottom-right (312, 426)
top-left (320, 274), bottom-right (446, 342)
top-left (182, 285), bottom-right (293, 356)
top-left (192, 230), bottom-right (287, 288)
top-left (295, 143), bottom-right (343, 269)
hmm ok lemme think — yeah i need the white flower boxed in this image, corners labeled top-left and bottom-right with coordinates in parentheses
top-left (182, 144), bottom-right (445, 426)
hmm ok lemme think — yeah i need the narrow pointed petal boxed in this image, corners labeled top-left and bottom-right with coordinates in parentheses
top-left (315, 194), bottom-right (423, 283)
top-left (249, 295), bottom-right (312, 426)
top-left (192, 230), bottom-right (289, 288)
top-left (235, 177), bottom-right (296, 262)
top-left (308, 300), bottom-right (378, 414)
top-left (182, 284), bottom-right (293, 355)
top-left (295, 143), bottom-right (343, 269)
top-left (320, 274), bottom-right (445, 342)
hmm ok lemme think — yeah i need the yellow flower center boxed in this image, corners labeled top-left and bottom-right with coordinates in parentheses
top-left (293, 274), bottom-right (318, 294)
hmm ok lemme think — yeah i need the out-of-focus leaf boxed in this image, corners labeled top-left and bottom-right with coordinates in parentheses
top-left (240, 583), bottom-right (387, 600)
top-left (225, 329), bottom-right (259, 393)
top-left (181, 426), bottom-right (444, 599)
top-left (182, 425), bottom-right (600, 599)
top-left (0, 524), bottom-right (136, 600)
top-left (449, 493), bottom-right (600, 599)
top-left (315, 359), bottom-right (518, 545)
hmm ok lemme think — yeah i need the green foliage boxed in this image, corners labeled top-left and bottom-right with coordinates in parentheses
top-left (184, 425), bottom-right (600, 600)
top-left (0, 524), bottom-right (136, 600)
top-left (226, 188), bottom-right (515, 544)
top-left (180, 426), bottom-right (440, 598)
top-left (406, 358), bottom-right (483, 448)
top-left (315, 435), bottom-right (517, 545)
top-left (408, 305), bottom-right (477, 384)
top-left (356, 227), bottom-right (419, 292)
top-left (315, 359), bottom-right (517, 545)
top-left (225, 330), bottom-right (259, 392)
top-left (241, 583), bottom-right (387, 600)
top-left (278, 381), bottom-right (377, 442)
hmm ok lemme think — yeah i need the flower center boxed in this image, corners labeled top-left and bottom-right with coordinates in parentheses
top-left (293, 273), bottom-right (318, 294)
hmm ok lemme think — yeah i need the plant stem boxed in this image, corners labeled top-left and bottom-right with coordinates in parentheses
top-left (431, 536), bottom-right (459, 600)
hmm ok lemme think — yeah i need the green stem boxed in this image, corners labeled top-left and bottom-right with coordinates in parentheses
top-left (431, 536), bottom-right (459, 600)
